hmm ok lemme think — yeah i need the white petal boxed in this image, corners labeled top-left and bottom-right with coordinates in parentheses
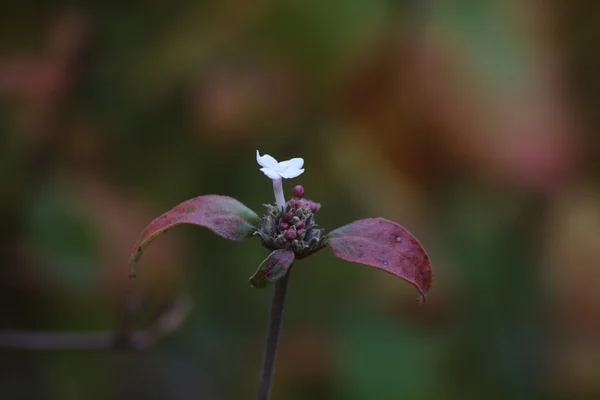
top-left (279, 168), bottom-right (304, 179)
top-left (260, 167), bottom-right (282, 180)
top-left (256, 150), bottom-right (278, 168)
top-left (276, 157), bottom-right (304, 171)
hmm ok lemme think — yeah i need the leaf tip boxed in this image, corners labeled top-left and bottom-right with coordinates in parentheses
top-left (249, 278), bottom-right (266, 289)
top-left (128, 251), bottom-right (140, 278)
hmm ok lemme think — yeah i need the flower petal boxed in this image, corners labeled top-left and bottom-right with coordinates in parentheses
top-left (256, 150), bottom-right (278, 168)
top-left (278, 168), bottom-right (304, 179)
top-left (277, 157), bottom-right (304, 171)
top-left (260, 167), bottom-right (282, 180)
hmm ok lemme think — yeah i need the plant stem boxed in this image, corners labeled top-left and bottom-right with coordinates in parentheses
top-left (257, 269), bottom-right (292, 400)
top-left (0, 295), bottom-right (191, 350)
top-left (272, 178), bottom-right (286, 211)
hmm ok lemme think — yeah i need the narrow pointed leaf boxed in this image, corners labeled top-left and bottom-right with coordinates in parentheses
top-left (249, 250), bottom-right (295, 288)
top-left (129, 195), bottom-right (258, 277)
top-left (326, 218), bottom-right (432, 298)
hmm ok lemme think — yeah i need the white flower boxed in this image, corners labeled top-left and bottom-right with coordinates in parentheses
top-left (257, 150), bottom-right (304, 210)
top-left (256, 150), bottom-right (304, 180)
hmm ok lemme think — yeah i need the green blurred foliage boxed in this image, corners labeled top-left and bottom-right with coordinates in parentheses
top-left (1, 0), bottom-right (599, 399)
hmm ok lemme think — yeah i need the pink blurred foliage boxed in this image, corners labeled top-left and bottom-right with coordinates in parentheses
top-left (0, 10), bottom-right (87, 145)
top-left (0, 10), bottom-right (85, 100)
top-left (190, 55), bottom-right (302, 144)
top-left (0, 58), bottom-right (67, 100)
top-left (407, 2), bottom-right (583, 193)
top-left (543, 188), bottom-right (600, 396)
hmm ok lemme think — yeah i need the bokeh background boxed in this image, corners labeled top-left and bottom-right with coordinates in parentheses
top-left (1, 1), bottom-right (599, 399)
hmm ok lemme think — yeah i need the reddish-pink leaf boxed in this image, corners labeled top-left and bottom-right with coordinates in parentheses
top-left (249, 250), bottom-right (295, 288)
top-left (129, 195), bottom-right (258, 277)
top-left (326, 218), bottom-right (432, 298)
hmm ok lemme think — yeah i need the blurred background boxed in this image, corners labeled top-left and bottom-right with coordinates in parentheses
top-left (1, 1), bottom-right (599, 399)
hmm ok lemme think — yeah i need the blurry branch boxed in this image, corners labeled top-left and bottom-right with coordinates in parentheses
top-left (0, 294), bottom-right (192, 350)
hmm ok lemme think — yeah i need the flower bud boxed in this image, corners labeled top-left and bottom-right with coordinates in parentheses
top-left (296, 200), bottom-right (306, 209)
top-left (285, 212), bottom-right (294, 222)
top-left (279, 221), bottom-right (290, 231)
top-left (295, 220), bottom-right (305, 229)
top-left (296, 229), bottom-right (305, 238)
top-left (284, 229), bottom-right (296, 241)
top-left (292, 185), bottom-right (305, 199)
top-left (288, 199), bottom-right (296, 208)
top-left (309, 202), bottom-right (320, 213)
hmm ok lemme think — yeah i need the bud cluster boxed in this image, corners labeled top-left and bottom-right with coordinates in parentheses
top-left (255, 185), bottom-right (325, 258)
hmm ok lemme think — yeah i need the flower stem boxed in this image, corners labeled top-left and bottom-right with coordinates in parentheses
top-left (272, 178), bottom-right (286, 211)
top-left (257, 269), bottom-right (291, 400)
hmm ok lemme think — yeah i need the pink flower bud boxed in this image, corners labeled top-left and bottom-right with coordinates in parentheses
top-left (309, 202), bottom-right (320, 213)
top-left (296, 200), bottom-right (306, 209)
top-left (285, 212), bottom-right (294, 222)
top-left (296, 229), bottom-right (305, 238)
top-left (279, 221), bottom-right (290, 231)
top-left (284, 229), bottom-right (296, 241)
top-left (292, 185), bottom-right (305, 199)
top-left (295, 220), bottom-right (305, 229)
top-left (288, 199), bottom-right (296, 208)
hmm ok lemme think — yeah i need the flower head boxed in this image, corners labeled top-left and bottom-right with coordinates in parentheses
top-left (255, 196), bottom-right (325, 258)
top-left (256, 151), bottom-right (304, 180)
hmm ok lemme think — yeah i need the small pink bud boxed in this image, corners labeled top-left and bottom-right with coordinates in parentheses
top-left (285, 212), bottom-right (294, 222)
top-left (288, 199), bottom-right (296, 208)
top-left (296, 200), bottom-right (306, 209)
top-left (292, 185), bottom-right (305, 199)
top-left (309, 202), bottom-right (319, 213)
top-left (284, 229), bottom-right (296, 241)
top-left (295, 220), bottom-right (305, 229)
top-left (279, 221), bottom-right (290, 231)
top-left (296, 229), bottom-right (305, 238)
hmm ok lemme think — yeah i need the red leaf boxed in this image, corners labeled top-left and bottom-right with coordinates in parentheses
top-left (249, 250), bottom-right (295, 288)
top-left (326, 218), bottom-right (432, 298)
top-left (129, 195), bottom-right (258, 277)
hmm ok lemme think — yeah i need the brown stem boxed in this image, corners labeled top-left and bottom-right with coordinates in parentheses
top-left (0, 295), bottom-right (191, 350)
top-left (257, 270), bottom-right (291, 400)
